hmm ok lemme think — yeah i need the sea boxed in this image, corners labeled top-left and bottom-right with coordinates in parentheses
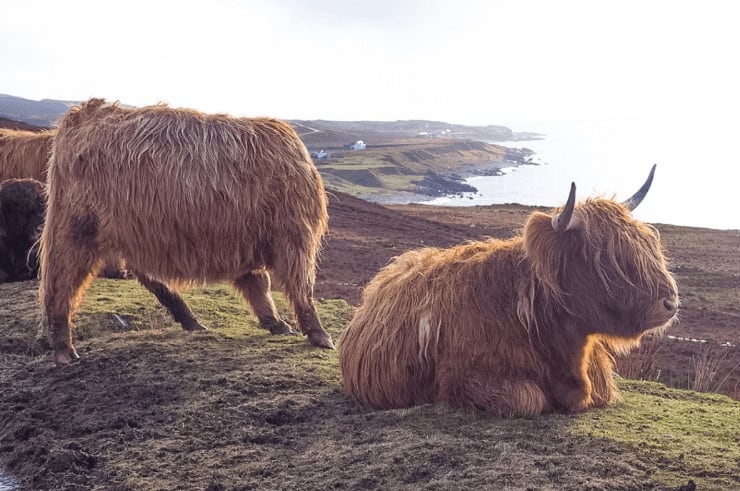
top-left (425, 114), bottom-right (740, 231)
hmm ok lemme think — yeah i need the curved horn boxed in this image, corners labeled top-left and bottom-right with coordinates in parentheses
top-left (622, 164), bottom-right (656, 211)
top-left (551, 182), bottom-right (577, 232)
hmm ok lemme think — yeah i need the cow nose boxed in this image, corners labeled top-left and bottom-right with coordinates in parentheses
top-left (663, 298), bottom-right (679, 315)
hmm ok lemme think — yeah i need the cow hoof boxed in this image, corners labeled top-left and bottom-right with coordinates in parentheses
top-left (182, 321), bottom-right (207, 331)
top-left (261, 318), bottom-right (299, 336)
top-left (272, 325), bottom-right (300, 336)
top-left (308, 330), bottom-right (335, 350)
top-left (54, 347), bottom-right (80, 365)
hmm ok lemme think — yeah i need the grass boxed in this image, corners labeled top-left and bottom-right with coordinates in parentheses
top-left (570, 379), bottom-right (740, 489)
top-left (12, 278), bottom-right (738, 489)
top-left (317, 157), bottom-right (392, 170)
top-left (615, 334), bottom-right (663, 381)
top-left (614, 332), bottom-right (740, 399)
top-left (324, 177), bottom-right (422, 199)
top-left (689, 344), bottom-right (740, 394)
top-left (73, 279), bottom-right (350, 384)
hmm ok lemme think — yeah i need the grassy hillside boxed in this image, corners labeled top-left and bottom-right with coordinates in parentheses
top-left (313, 139), bottom-right (532, 199)
top-left (1, 279), bottom-right (737, 490)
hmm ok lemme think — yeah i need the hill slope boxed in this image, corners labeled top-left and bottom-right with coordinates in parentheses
top-left (0, 95), bottom-right (76, 127)
top-left (0, 190), bottom-right (737, 489)
top-left (0, 279), bottom-right (737, 490)
top-left (0, 116), bottom-right (46, 131)
top-left (0, 94), bottom-right (536, 142)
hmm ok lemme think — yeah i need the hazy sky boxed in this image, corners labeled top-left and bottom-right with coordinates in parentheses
top-left (1, 0), bottom-right (738, 125)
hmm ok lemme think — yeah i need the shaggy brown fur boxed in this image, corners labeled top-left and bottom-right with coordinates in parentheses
top-left (339, 186), bottom-right (678, 416)
top-left (39, 99), bottom-right (333, 364)
top-left (0, 128), bottom-right (129, 280)
top-left (0, 128), bottom-right (55, 182)
top-left (0, 178), bottom-right (45, 282)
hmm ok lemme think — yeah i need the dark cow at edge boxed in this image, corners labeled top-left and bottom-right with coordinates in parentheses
top-left (39, 99), bottom-right (334, 364)
top-left (339, 165), bottom-right (679, 416)
top-left (0, 179), bottom-right (45, 282)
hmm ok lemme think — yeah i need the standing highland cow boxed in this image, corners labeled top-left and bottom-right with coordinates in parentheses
top-left (0, 128), bottom-right (55, 182)
top-left (40, 99), bottom-right (334, 364)
top-left (339, 165), bottom-right (679, 416)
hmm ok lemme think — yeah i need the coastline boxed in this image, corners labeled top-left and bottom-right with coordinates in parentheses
top-left (361, 157), bottom-right (536, 206)
top-left (361, 186), bottom-right (740, 232)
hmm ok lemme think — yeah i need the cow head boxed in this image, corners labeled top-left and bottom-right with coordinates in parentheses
top-left (523, 165), bottom-right (678, 340)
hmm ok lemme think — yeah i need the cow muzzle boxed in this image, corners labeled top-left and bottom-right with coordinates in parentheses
top-left (646, 295), bottom-right (680, 330)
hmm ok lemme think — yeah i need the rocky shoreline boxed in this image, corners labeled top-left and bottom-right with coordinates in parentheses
top-left (392, 145), bottom-right (538, 202)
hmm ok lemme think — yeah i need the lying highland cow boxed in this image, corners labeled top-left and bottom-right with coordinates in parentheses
top-left (0, 128), bottom-right (55, 182)
top-left (0, 178), bottom-right (45, 282)
top-left (39, 99), bottom-right (334, 364)
top-left (339, 165), bottom-right (678, 416)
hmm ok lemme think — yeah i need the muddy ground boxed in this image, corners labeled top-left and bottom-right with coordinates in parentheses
top-left (0, 191), bottom-right (738, 490)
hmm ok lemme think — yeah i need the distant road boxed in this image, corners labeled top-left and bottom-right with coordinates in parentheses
top-left (292, 122), bottom-right (321, 137)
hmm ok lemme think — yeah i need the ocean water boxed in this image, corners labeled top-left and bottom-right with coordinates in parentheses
top-left (426, 115), bottom-right (740, 230)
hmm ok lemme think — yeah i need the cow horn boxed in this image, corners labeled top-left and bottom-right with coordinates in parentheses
top-left (622, 164), bottom-right (656, 211)
top-left (551, 182), bottom-right (577, 232)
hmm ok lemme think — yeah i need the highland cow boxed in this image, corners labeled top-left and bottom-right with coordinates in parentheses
top-left (0, 178), bottom-right (45, 282)
top-left (0, 128), bottom-right (55, 183)
top-left (0, 127), bottom-right (128, 280)
top-left (39, 99), bottom-right (333, 364)
top-left (339, 165), bottom-right (678, 416)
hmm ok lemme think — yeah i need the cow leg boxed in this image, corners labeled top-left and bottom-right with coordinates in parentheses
top-left (39, 215), bottom-right (102, 365)
top-left (232, 270), bottom-right (298, 335)
top-left (293, 298), bottom-right (334, 349)
top-left (134, 273), bottom-right (206, 331)
top-left (271, 254), bottom-right (334, 349)
top-left (459, 377), bottom-right (549, 417)
top-left (587, 340), bottom-right (619, 407)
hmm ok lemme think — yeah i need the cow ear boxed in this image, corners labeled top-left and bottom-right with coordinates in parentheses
top-left (551, 182), bottom-right (583, 232)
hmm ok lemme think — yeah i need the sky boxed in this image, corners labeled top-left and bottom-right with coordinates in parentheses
top-left (1, 0), bottom-right (739, 125)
